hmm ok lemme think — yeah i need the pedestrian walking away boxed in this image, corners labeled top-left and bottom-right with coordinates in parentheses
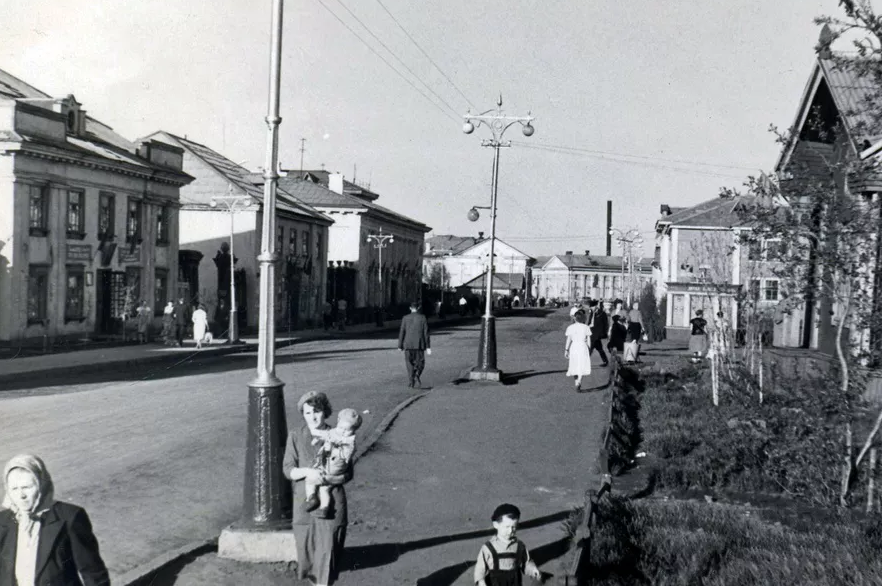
top-left (336, 298), bottom-right (347, 331)
top-left (136, 300), bottom-right (151, 344)
top-left (607, 314), bottom-right (627, 358)
top-left (284, 391), bottom-right (353, 586)
top-left (588, 300), bottom-right (609, 366)
top-left (626, 301), bottom-right (644, 363)
top-left (474, 503), bottom-right (542, 586)
top-left (322, 300), bottom-right (333, 331)
top-left (161, 301), bottom-right (175, 345)
top-left (565, 309), bottom-right (592, 391)
top-left (192, 303), bottom-right (209, 349)
top-left (398, 301), bottom-right (431, 388)
top-left (0, 454), bottom-right (110, 586)
top-left (174, 297), bottom-right (190, 347)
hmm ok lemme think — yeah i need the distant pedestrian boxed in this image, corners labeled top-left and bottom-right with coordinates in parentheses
top-left (459, 295), bottom-right (467, 316)
top-left (174, 297), bottom-right (189, 347)
top-left (0, 454), bottom-right (110, 586)
top-left (473, 503), bottom-right (542, 586)
top-left (689, 309), bottom-right (709, 360)
top-left (192, 304), bottom-right (209, 349)
top-left (626, 302), bottom-right (644, 363)
top-left (588, 301), bottom-right (609, 367)
top-left (136, 300), bottom-right (151, 344)
top-left (398, 301), bottom-right (431, 388)
top-left (162, 301), bottom-right (175, 345)
top-left (283, 391), bottom-right (353, 586)
top-left (336, 299), bottom-right (347, 331)
top-left (607, 314), bottom-right (627, 357)
top-left (565, 310), bottom-right (592, 391)
top-left (322, 301), bottom-right (333, 331)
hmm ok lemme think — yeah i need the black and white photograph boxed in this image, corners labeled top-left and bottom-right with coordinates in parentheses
top-left (3, 0), bottom-right (882, 584)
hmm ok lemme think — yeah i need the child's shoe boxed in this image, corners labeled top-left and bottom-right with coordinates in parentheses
top-left (300, 495), bottom-right (320, 513)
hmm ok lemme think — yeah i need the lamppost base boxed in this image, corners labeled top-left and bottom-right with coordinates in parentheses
top-left (469, 316), bottom-right (501, 381)
top-left (218, 521), bottom-right (297, 562)
top-left (468, 367), bottom-right (503, 382)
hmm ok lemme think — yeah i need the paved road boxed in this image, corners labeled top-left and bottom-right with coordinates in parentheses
top-left (0, 313), bottom-right (556, 580)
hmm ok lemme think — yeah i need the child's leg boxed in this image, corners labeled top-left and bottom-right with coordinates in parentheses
top-left (318, 484), bottom-right (332, 510)
top-left (301, 478), bottom-right (321, 512)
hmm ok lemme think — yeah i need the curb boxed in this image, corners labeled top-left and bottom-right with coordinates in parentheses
top-left (118, 385), bottom-right (434, 586)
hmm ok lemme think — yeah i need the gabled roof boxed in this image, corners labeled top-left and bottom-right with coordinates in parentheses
top-left (292, 169), bottom-right (380, 202)
top-left (460, 271), bottom-right (525, 290)
top-left (658, 196), bottom-right (758, 229)
top-left (148, 131), bottom-right (329, 223)
top-left (545, 254), bottom-right (654, 271)
top-left (777, 53), bottom-right (882, 172)
top-left (455, 237), bottom-right (534, 261)
top-left (0, 69), bottom-right (51, 100)
top-left (425, 235), bottom-right (480, 256)
top-left (277, 177), bottom-right (430, 232)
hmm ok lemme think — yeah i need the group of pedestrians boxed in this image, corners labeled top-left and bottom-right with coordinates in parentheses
top-left (564, 299), bottom-right (646, 390)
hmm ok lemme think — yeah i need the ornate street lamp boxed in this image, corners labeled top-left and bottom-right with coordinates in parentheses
top-left (609, 227), bottom-right (644, 306)
top-left (366, 228), bottom-right (395, 326)
top-left (463, 96), bottom-right (534, 381)
top-left (210, 186), bottom-right (254, 344)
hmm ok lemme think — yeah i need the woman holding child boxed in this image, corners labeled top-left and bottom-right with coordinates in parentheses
top-left (283, 391), bottom-right (355, 586)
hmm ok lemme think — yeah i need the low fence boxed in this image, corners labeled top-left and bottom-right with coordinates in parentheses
top-left (561, 358), bottom-right (640, 585)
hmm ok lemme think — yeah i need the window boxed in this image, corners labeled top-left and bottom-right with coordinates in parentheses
top-left (66, 190), bottom-right (86, 239)
top-left (127, 200), bottom-right (142, 243)
top-left (126, 267), bottom-right (142, 300)
top-left (27, 265), bottom-right (49, 323)
top-left (155, 205), bottom-right (169, 245)
top-left (277, 226), bottom-right (285, 254)
top-left (154, 269), bottom-right (168, 315)
top-left (99, 192), bottom-right (115, 239)
top-left (28, 185), bottom-right (49, 236)
top-left (65, 265), bottom-right (85, 321)
top-left (764, 279), bottom-right (780, 302)
top-left (763, 239), bottom-right (787, 261)
top-left (288, 229), bottom-right (298, 256)
top-left (302, 231), bottom-right (311, 258)
top-left (747, 240), bottom-right (762, 261)
top-left (315, 233), bottom-right (322, 260)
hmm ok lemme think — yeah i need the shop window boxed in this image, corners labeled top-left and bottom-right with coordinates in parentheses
top-left (27, 265), bottom-right (49, 324)
top-left (66, 190), bottom-right (86, 239)
top-left (65, 265), bottom-right (85, 321)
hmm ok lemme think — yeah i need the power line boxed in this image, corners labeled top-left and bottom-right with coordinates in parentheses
top-left (374, 0), bottom-right (477, 110)
top-left (514, 142), bottom-right (748, 179)
top-left (330, 0), bottom-right (462, 119)
top-left (314, 0), bottom-right (459, 123)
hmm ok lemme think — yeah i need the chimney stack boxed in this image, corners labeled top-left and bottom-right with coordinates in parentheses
top-left (329, 173), bottom-right (344, 195)
top-left (478, 231), bottom-right (484, 240)
top-left (584, 250), bottom-right (590, 256)
top-left (565, 250), bottom-right (573, 255)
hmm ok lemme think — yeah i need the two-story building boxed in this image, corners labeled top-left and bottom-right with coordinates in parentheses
top-left (422, 233), bottom-right (535, 295)
top-left (532, 251), bottom-right (652, 304)
top-left (145, 132), bottom-right (333, 332)
top-left (0, 69), bottom-right (192, 343)
top-left (278, 173), bottom-right (430, 318)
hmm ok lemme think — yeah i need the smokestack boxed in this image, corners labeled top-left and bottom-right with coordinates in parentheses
top-left (584, 250), bottom-right (590, 256)
top-left (478, 231), bottom-right (485, 240)
top-left (606, 200), bottom-right (612, 256)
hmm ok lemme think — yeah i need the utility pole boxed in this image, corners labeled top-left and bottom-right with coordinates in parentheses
top-left (367, 227), bottom-right (395, 326)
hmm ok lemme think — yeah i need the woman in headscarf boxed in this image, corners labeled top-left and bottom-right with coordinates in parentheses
top-left (0, 454), bottom-right (109, 586)
top-left (283, 391), bottom-right (353, 586)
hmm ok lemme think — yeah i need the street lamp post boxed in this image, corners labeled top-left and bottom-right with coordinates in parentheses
top-left (219, 0), bottom-right (289, 558)
top-left (366, 227), bottom-right (395, 326)
top-left (210, 186), bottom-right (253, 344)
top-left (463, 96), bottom-right (534, 382)
top-left (609, 227), bottom-right (644, 306)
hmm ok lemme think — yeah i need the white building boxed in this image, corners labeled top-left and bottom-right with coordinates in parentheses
top-left (532, 251), bottom-right (653, 304)
top-left (146, 132), bottom-right (332, 331)
top-left (422, 234), bottom-right (535, 293)
top-left (0, 69), bottom-right (192, 343)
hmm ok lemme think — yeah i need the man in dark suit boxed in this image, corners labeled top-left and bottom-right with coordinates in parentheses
top-left (398, 301), bottom-right (431, 388)
top-left (174, 297), bottom-right (190, 347)
top-left (589, 300), bottom-right (610, 367)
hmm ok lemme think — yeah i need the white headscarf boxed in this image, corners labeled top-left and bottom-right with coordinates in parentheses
top-left (2, 454), bottom-right (55, 538)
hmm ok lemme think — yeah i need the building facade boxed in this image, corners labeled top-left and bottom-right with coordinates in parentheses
top-left (532, 252), bottom-right (652, 304)
top-left (0, 70), bottom-right (192, 343)
top-left (278, 173), bottom-right (430, 316)
top-left (146, 132), bottom-right (333, 332)
top-left (422, 234), bottom-right (535, 294)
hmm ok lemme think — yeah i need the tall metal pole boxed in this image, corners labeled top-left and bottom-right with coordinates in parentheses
top-left (367, 227), bottom-right (394, 326)
top-left (229, 207), bottom-right (239, 343)
top-left (484, 144), bottom-right (499, 318)
top-left (242, 0), bottom-right (287, 528)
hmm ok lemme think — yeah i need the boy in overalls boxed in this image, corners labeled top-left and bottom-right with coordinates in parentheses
top-left (474, 503), bottom-right (542, 586)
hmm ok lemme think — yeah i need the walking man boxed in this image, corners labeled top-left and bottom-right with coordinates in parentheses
top-left (174, 297), bottom-right (189, 347)
top-left (398, 301), bottom-right (431, 388)
top-left (588, 300), bottom-right (609, 367)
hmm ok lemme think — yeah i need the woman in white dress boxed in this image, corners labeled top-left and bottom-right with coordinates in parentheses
top-left (192, 304), bottom-right (209, 349)
top-left (565, 309), bottom-right (592, 391)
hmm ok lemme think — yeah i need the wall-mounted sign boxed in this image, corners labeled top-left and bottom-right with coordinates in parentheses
top-left (66, 244), bottom-right (92, 262)
top-left (119, 245), bottom-right (141, 263)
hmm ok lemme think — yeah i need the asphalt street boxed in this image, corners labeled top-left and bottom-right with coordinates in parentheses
top-left (0, 313), bottom-right (553, 580)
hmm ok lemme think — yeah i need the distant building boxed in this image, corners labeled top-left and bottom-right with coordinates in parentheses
top-left (422, 234), bottom-right (535, 297)
top-left (145, 132), bottom-right (332, 332)
top-left (278, 172), bottom-right (430, 316)
top-left (0, 69), bottom-right (192, 343)
top-left (532, 251), bottom-right (652, 303)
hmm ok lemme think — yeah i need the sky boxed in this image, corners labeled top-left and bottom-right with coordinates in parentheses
top-left (0, 0), bottom-right (860, 257)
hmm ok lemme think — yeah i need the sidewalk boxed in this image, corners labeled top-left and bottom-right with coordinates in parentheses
top-left (0, 312), bottom-right (495, 386)
top-left (140, 314), bottom-right (611, 585)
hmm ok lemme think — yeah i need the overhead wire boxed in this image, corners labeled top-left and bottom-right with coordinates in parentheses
top-left (330, 0), bottom-right (463, 119)
top-left (314, 0), bottom-right (459, 123)
top-left (373, 0), bottom-right (477, 110)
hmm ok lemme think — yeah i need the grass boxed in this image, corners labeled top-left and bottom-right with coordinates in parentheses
top-left (569, 495), bottom-right (882, 585)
